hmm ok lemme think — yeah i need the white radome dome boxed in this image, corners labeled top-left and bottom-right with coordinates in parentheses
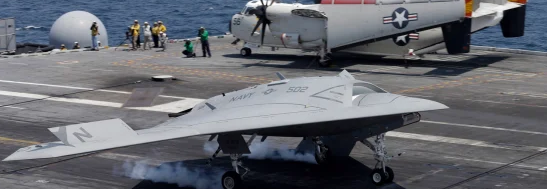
top-left (49, 11), bottom-right (108, 49)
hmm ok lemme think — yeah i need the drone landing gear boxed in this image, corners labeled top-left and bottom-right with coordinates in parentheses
top-left (221, 154), bottom-right (250, 189)
top-left (207, 134), bottom-right (257, 189)
top-left (312, 136), bottom-right (331, 165)
top-left (361, 133), bottom-right (399, 185)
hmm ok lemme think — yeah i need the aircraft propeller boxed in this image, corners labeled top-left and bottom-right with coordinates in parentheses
top-left (249, 0), bottom-right (275, 45)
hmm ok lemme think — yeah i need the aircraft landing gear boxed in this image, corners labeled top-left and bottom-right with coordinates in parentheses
top-left (207, 134), bottom-right (257, 189)
top-left (318, 53), bottom-right (333, 67)
top-left (312, 136), bottom-right (331, 165)
top-left (240, 47), bottom-right (252, 57)
top-left (221, 154), bottom-right (249, 189)
top-left (317, 46), bottom-right (332, 67)
top-left (361, 133), bottom-right (396, 185)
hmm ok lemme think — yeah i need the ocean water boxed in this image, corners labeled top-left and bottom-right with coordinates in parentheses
top-left (2, 0), bottom-right (545, 51)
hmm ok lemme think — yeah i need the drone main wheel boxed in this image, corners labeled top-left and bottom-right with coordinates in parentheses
top-left (384, 166), bottom-right (394, 183)
top-left (370, 168), bottom-right (387, 185)
top-left (240, 47), bottom-right (252, 57)
top-left (222, 171), bottom-right (242, 189)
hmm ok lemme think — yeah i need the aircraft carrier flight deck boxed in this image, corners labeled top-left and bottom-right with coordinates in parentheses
top-left (0, 35), bottom-right (546, 189)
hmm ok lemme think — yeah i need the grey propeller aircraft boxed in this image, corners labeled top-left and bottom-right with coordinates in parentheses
top-left (3, 71), bottom-right (449, 189)
top-left (230, 0), bottom-right (527, 66)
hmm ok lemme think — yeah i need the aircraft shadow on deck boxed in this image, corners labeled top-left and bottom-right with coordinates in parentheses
top-left (131, 156), bottom-right (405, 189)
top-left (222, 52), bottom-right (509, 77)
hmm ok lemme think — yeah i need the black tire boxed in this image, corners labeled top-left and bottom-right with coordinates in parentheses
top-left (385, 166), bottom-right (394, 183)
top-left (370, 168), bottom-right (387, 185)
top-left (240, 48), bottom-right (251, 57)
top-left (222, 171), bottom-right (242, 189)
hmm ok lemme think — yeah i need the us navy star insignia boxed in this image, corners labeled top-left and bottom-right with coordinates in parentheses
top-left (383, 7), bottom-right (418, 29)
top-left (392, 33), bottom-right (419, 46)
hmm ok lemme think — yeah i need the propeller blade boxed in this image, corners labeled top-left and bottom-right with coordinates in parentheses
top-left (260, 0), bottom-right (265, 6)
top-left (269, 0), bottom-right (275, 6)
top-left (261, 20), bottom-right (267, 45)
top-left (251, 18), bottom-right (263, 36)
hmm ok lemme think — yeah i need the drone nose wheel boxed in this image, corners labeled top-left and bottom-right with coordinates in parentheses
top-left (222, 171), bottom-right (242, 189)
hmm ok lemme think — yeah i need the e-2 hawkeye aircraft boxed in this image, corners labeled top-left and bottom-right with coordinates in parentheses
top-left (230, 0), bottom-right (527, 66)
top-left (3, 71), bottom-right (448, 189)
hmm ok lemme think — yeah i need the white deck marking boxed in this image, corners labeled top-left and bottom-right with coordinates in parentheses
top-left (465, 99), bottom-right (547, 108)
top-left (444, 156), bottom-right (545, 170)
top-left (8, 63), bottom-right (28, 65)
top-left (0, 79), bottom-right (187, 99)
top-left (421, 63), bottom-right (536, 76)
top-left (0, 90), bottom-right (202, 113)
top-left (90, 69), bottom-right (116, 72)
top-left (387, 131), bottom-right (547, 152)
top-left (2, 106), bottom-right (25, 110)
top-left (95, 152), bottom-right (163, 166)
top-left (421, 120), bottom-right (547, 136)
top-left (502, 92), bottom-right (547, 99)
top-left (50, 66), bottom-right (71, 68)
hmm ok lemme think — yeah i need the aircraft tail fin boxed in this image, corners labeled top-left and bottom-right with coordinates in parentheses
top-left (48, 119), bottom-right (137, 146)
top-left (500, 0), bottom-right (526, 37)
top-left (469, 0), bottom-right (526, 37)
top-left (444, 0), bottom-right (526, 54)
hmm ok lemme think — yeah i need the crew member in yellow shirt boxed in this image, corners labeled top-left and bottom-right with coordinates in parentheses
top-left (90, 21), bottom-right (100, 51)
top-left (152, 22), bottom-right (160, 48)
top-left (158, 21), bottom-right (166, 32)
top-left (130, 20), bottom-right (140, 50)
top-left (158, 21), bottom-right (166, 48)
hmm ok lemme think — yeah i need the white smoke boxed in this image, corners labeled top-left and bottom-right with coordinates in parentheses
top-left (203, 140), bottom-right (317, 164)
top-left (114, 160), bottom-right (223, 189)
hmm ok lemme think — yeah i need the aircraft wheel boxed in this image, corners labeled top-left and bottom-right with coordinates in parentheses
top-left (370, 168), bottom-right (387, 185)
top-left (240, 47), bottom-right (252, 57)
top-left (222, 171), bottom-right (242, 189)
top-left (384, 166), bottom-right (394, 183)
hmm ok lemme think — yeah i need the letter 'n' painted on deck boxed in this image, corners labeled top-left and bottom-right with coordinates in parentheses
top-left (73, 127), bottom-right (93, 142)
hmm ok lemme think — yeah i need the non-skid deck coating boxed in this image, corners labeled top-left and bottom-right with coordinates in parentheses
top-left (0, 35), bottom-right (546, 189)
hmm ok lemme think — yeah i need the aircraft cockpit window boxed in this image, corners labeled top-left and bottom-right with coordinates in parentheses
top-left (352, 83), bottom-right (387, 96)
top-left (244, 7), bottom-right (255, 15)
top-left (241, 7), bottom-right (248, 14)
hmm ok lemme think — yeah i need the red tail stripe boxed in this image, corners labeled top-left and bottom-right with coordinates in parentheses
top-left (320, 0), bottom-right (377, 4)
top-left (333, 0), bottom-right (362, 4)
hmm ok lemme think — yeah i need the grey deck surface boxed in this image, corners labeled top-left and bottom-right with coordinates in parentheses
top-left (0, 35), bottom-right (546, 189)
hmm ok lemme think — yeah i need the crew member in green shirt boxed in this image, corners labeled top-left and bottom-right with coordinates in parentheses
top-left (198, 27), bottom-right (211, 57)
top-left (182, 39), bottom-right (196, 58)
